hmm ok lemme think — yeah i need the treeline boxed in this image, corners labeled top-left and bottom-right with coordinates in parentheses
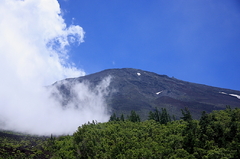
top-left (72, 107), bottom-right (240, 158)
top-left (1, 106), bottom-right (240, 158)
top-left (109, 108), bottom-right (173, 124)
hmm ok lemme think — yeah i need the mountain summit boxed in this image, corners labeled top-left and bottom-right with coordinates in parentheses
top-left (53, 68), bottom-right (240, 119)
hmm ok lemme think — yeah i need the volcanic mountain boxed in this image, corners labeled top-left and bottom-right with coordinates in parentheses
top-left (52, 68), bottom-right (240, 120)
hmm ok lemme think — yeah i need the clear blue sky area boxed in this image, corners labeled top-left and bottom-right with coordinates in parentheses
top-left (58, 0), bottom-right (240, 91)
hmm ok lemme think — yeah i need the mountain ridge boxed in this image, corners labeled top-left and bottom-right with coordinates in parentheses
top-left (53, 68), bottom-right (240, 119)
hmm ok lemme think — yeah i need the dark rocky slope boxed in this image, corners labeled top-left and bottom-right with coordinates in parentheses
top-left (53, 68), bottom-right (240, 119)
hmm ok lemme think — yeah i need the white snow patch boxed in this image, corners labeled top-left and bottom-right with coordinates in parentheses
top-left (219, 92), bottom-right (240, 100)
top-left (156, 91), bottom-right (163, 95)
top-left (219, 92), bottom-right (227, 95)
top-left (229, 94), bottom-right (240, 100)
top-left (137, 73), bottom-right (141, 76)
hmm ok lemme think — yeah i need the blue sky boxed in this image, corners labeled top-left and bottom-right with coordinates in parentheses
top-left (58, 0), bottom-right (240, 91)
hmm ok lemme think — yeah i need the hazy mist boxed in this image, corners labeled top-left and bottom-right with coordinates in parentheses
top-left (0, 0), bottom-right (110, 135)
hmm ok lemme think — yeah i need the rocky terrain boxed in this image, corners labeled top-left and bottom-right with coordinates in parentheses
top-left (53, 68), bottom-right (240, 119)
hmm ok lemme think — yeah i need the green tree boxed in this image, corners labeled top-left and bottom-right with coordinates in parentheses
top-left (120, 113), bottom-right (125, 121)
top-left (148, 107), bottom-right (171, 124)
top-left (128, 110), bottom-right (141, 122)
top-left (160, 108), bottom-right (171, 124)
top-left (199, 111), bottom-right (210, 148)
top-left (181, 107), bottom-right (192, 122)
top-left (109, 113), bottom-right (120, 121)
top-left (181, 107), bottom-right (197, 154)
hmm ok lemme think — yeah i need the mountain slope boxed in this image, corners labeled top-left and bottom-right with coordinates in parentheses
top-left (53, 68), bottom-right (240, 119)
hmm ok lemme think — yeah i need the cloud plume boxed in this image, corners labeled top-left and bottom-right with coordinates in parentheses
top-left (0, 0), bottom-right (110, 135)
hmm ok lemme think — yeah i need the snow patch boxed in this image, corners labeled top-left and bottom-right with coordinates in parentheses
top-left (219, 92), bottom-right (227, 95)
top-left (137, 73), bottom-right (141, 76)
top-left (156, 91), bottom-right (163, 95)
top-left (219, 92), bottom-right (240, 100)
top-left (229, 94), bottom-right (240, 100)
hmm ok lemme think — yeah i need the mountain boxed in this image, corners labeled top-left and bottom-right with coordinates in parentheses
top-left (52, 68), bottom-right (240, 120)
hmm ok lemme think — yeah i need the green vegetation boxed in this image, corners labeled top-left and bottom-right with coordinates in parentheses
top-left (0, 131), bottom-right (76, 158)
top-left (1, 107), bottom-right (240, 158)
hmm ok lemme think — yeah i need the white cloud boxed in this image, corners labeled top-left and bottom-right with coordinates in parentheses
top-left (0, 0), bottom-right (110, 135)
top-left (0, 0), bottom-right (85, 84)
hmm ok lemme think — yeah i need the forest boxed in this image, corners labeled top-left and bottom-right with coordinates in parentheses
top-left (0, 106), bottom-right (240, 158)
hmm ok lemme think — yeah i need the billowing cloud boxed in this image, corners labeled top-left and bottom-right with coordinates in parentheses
top-left (0, 0), bottom-right (110, 135)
